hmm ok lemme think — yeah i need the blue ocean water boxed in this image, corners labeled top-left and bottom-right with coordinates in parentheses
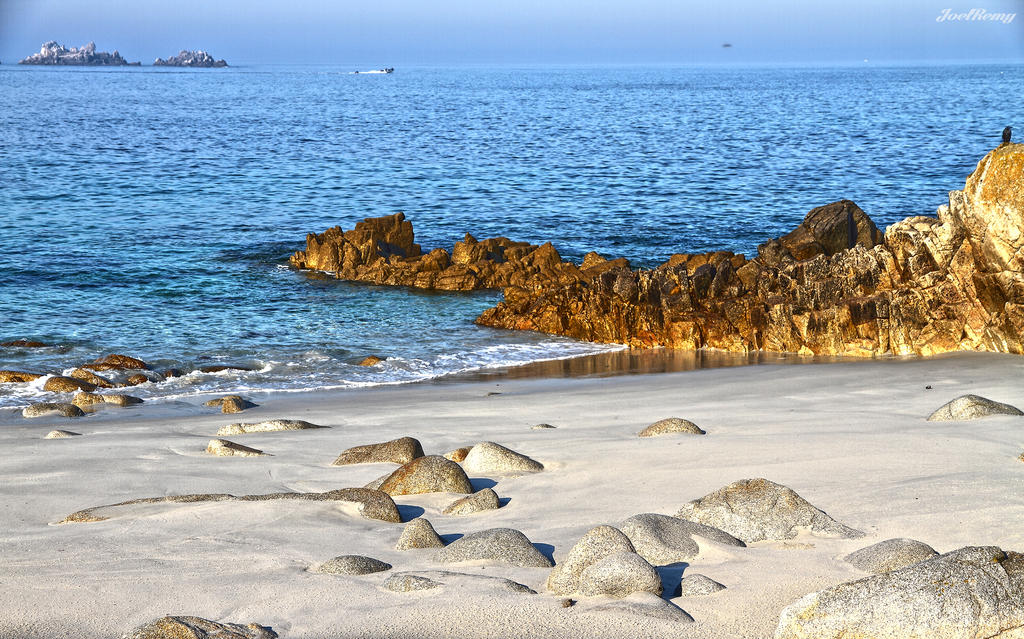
top-left (1, 63), bottom-right (1021, 406)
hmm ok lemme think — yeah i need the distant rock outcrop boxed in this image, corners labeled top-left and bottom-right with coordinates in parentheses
top-left (20, 41), bottom-right (138, 66)
top-left (153, 50), bottom-right (228, 68)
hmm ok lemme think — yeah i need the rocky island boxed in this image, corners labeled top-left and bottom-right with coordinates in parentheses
top-left (18, 41), bottom-right (139, 66)
top-left (291, 143), bottom-right (1024, 358)
top-left (153, 50), bottom-right (228, 67)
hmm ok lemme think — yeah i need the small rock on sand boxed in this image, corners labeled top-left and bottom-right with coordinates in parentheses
top-left (206, 439), bottom-right (267, 457)
top-left (43, 375), bottom-right (96, 393)
top-left (531, 423), bottom-right (557, 429)
top-left (547, 525), bottom-right (636, 595)
top-left (578, 551), bottom-right (663, 597)
top-left (638, 417), bottom-right (705, 437)
top-left (586, 593), bottom-right (694, 623)
top-left (677, 573), bottom-right (726, 596)
top-left (23, 402), bottom-right (85, 418)
top-left (442, 488), bottom-right (500, 515)
top-left (461, 441), bottom-right (543, 474)
top-left (396, 517), bottom-right (444, 550)
top-left (332, 436), bottom-right (424, 466)
top-left (619, 512), bottom-right (744, 565)
top-left (437, 527), bottom-right (553, 567)
top-left (378, 455), bottom-right (473, 496)
top-left (123, 615), bottom-right (277, 639)
top-left (312, 555), bottom-right (392, 575)
top-left (674, 478), bottom-right (863, 543)
top-left (217, 419), bottom-right (325, 435)
top-left (383, 570), bottom-right (535, 595)
top-left (44, 429), bottom-right (81, 439)
top-left (927, 394), bottom-right (1023, 421)
top-left (844, 538), bottom-right (939, 574)
top-left (383, 573), bottom-right (442, 592)
top-left (204, 395), bottom-right (257, 414)
top-left (444, 446), bottom-right (472, 462)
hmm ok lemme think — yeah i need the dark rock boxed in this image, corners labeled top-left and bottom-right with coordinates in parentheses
top-left (1, 340), bottom-right (48, 347)
top-left (153, 50), bottom-right (227, 67)
top-left (82, 354), bottom-right (149, 371)
top-left (199, 365), bottom-right (254, 373)
top-left (204, 395), bottom-right (256, 414)
top-left (43, 376), bottom-right (97, 393)
top-left (0, 370), bottom-right (42, 383)
top-left (23, 402), bottom-right (85, 418)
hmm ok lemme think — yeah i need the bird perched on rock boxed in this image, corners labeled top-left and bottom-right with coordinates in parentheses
top-left (1003, 126), bottom-right (1012, 145)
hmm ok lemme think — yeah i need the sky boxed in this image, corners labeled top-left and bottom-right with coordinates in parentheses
top-left (0, 0), bottom-right (1021, 65)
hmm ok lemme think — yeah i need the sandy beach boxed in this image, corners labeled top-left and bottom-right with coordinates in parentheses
top-left (2, 352), bottom-right (1023, 638)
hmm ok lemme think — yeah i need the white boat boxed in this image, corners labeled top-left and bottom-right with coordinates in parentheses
top-left (351, 68), bottom-right (394, 74)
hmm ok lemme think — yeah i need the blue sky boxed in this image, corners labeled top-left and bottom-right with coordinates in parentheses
top-left (1, 0), bottom-right (1021, 65)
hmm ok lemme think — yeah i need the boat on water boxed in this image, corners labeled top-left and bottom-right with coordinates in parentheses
top-left (351, 68), bottom-right (393, 74)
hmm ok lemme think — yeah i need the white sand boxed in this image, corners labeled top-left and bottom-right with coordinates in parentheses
top-left (2, 352), bottom-right (1024, 638)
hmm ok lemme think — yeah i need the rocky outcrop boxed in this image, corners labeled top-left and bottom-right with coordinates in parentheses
top-left (289, 212), bottom-right (611, 291)
top-left (478, 145), bottom-right (1024, 358)
top-left (775, 546), bottom-right (1024, 639)
top-left (123, 616), bottom-right (277, 639)
top-left (675, 478), bottom-right (863, 543)
top-left (153, 50), bottom-right (227, 67)
top-left (20, 41), bottom-right (139, 66)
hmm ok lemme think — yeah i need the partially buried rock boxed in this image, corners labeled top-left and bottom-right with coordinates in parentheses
top-left (927, 394), bottom-right (1023, 421)
top-left (123, 615), bottom-right (277, 639)
top-left (312, 555), bottom-right (391, 575)
top-left (844, 537), bottom-right (939, 574)
top-left (677, 573), bottom-right (726, 596)
top-left (578, 551), bottom-right (663, 598)
top-left (383, 573), bottom-right (442, 592)
top-left (0, 370), bottom-right (43, 383)
top-left (675, 478), bottom-right (863, 544)
top-left (587, 593), bottom-right (693, 623)
top-left (377, 455), bottom-right (473, 496)
top-left (206, 439), bottom-right (267, 457)
top-left (43, 375), bottom-right (96, 393)
top-left (83, 353), bottom-right (148, 371)
top-left (442, 487), bottom-right (500, 515)
top-left (775, 546), bottom-right (1024, 639)
top-left (461, 441), bottom-right (543, 474)
top-left (44, 430), bottom-right (81, 439)
top-left (619, 513), bottom-right (744, 565)
top-left (68, 368), bottom-right (114, 388)
top-left (72, 391), bottom-right (142, 410)
top-left (357, 355), bottom-right (385, 366)
top-left (396, 517), bottom-right (444, 550)
top-left (531, 423), bottom-right (557, 430)
top-left (205, 395), bottom-right (257, 414)
top-left (547, 525), bottom-right (637, 595)
top-left (1, 339), bottom-right (47, 347)
top-left (332, 436), bottom-right (424, 466)
top-left (638, 417), bottom-right (706, 437)
top-left (217, 419), bottom-right (325, 435)
top-left (437, 527), bottom-right (553, 567)
top-left (23, 402), bottom-right (84, 418)
top-left (382, 570), bottom-right (535, 595)
top-left (444, 446), bottom-right (472, 462)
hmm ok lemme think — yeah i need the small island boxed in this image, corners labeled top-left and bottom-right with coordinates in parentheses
top-left (19, 41), bottom-right (139, 66)
top-left (153, 50), bottom-right (227, 68)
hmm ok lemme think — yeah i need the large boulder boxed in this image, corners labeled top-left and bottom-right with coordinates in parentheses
top-left (577, 551), bottom-right (663, 598)
top-left (123, 615), bottom-right (277, 639)
top-left (461, 441), bottom-right (544, 474)
top-left (844, 537), bottom-right (939, 574)
top-left (619, 513), bottom-right (744, 564)
top-left (775, 546), bottom-right (1024, 639)
top-left (377, 455), bottom-right (473, 496)
top-left (546, 525), bottom-right (636, 595)
top-left (436, 528), bottom-right (552, 568)
top-left (927, 394), bottom-right (1023, 421)
top-left (331, 436), bottom-right (424, 466)
top-left (674, 478), bottom-right (863, 543)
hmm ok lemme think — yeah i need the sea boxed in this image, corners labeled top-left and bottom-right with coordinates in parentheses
top-left (1, 63), bottom-right (1021, 408)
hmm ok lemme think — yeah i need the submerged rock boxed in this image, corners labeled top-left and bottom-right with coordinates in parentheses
top-left (437, 527), bottom-right (552, 567)
top-left (332, 436), bottom-right (424, 466)
top-left (674, 478), bottom-right (863, 543)
top-left (43, 376), bottom-right (96, 393)
top-left (123, 615), bottom-right (277, 639)
top-left (775, 546), bottom-right (1024, 639)
top-left (461, 441), bottom-right (544, 474)
top-left (199, 365), bottom-right (253, 373)
top-left (217, 419), bottom-right (325, 435)
top-left (546, 525), bottom-right (637, 595)
top-left (206, 439), bottom-right (267, 457)
top-left (844, 537), bottom-right (939, 574)
top-left (357, 355), bottom-right (384, 366)
top-left (20, 41), bottom-right (138, 66)
top-left (638, 417), bottom-right (706, 437)
top-left (619, 513), bottom-right (744, 564)
top-left (377, 455), bottom-right (473, 496)
top-left (396, 517), bottom-right (444, 550)
top-left (0, 370), bottom-right (42, 383)
top-left (1, 339), bottom-right (48, 347)
top-left (578, 551), bottom-right (663, 598)
top-left (312, 555), bottom-right (391, 575)
top-left (442, 487), bottom-right (500, 515)
top-left (82, 353), bottom-right (149, 371)
top-left (927, 394), bottom-right (1023, 421)
top-left (68, 368), bottom-right (115, 388)
top-left (477, 145), bottom-right (1024, 359)
top-left (23, 402), bottom-right (85, 418)
top-left (153, 50), bottom-right (227, 67)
